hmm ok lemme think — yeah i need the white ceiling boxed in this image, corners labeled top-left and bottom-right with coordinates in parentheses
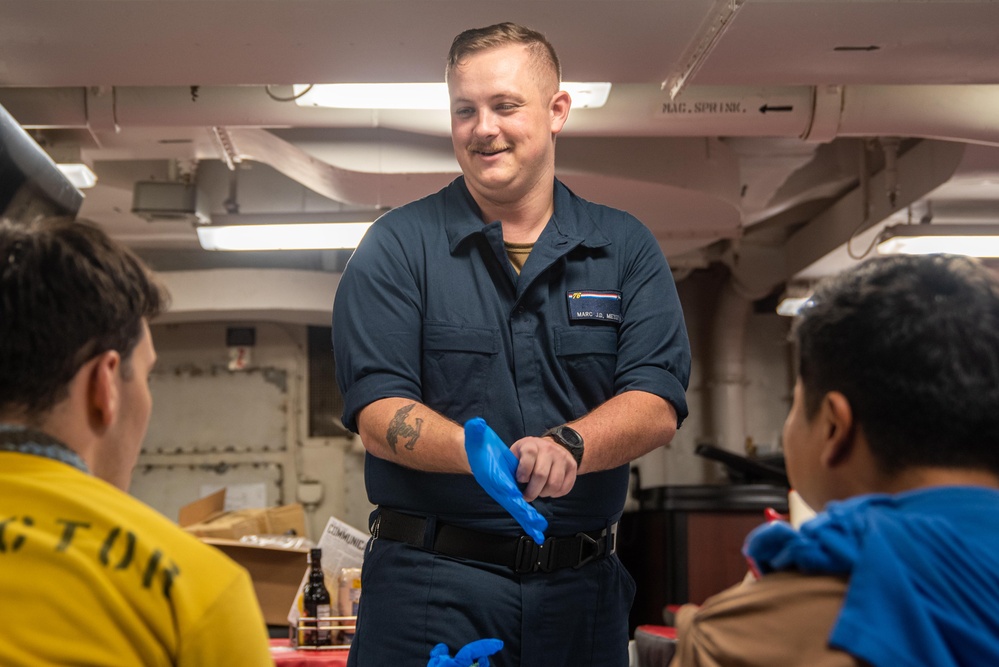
top-left (3, 0), bottom-right (999, 298)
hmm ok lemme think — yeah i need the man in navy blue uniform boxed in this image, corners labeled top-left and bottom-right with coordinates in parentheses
top-left (333, 22), bottom-right (691, 666)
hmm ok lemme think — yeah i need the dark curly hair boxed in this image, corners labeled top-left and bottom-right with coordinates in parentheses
top-left (0, 217), bottom-right (168, 418)
top-left (794, 254), bottom-right (999, 477)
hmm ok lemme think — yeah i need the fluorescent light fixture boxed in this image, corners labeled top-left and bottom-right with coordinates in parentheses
top-left (198, 222), bottom-right (372, 251)
top-left (57, 163), bottom-right (97, 189)
top-left (877, 223), bottom-right (999, 258)
top-left (777, 281), bottom-right (815, 317)
top-left (776, 296), bottom-right (812, 317)
top-left (292, 82), bottom-right (612, 110)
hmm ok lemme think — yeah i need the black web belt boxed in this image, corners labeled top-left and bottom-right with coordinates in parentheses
top-left (371, 507), bottom-right (617, 574)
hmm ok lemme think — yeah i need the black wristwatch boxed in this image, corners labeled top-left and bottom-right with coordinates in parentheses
top-left (542, 425), bottom-right (584, 466)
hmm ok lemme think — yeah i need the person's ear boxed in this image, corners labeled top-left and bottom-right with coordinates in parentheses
top-left (818, 391), bottom-right (855, 468)
top-left (549, 89), bottom-right (571, 135)
top-left (88, 350), bottom-right (122, 431)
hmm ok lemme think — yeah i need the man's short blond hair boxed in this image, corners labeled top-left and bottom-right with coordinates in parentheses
top-left (446, 22), bottom-right (561, 96)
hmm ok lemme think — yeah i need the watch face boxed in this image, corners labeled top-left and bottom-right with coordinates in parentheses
top-left (545, 425), bottom-right (584, 465)
top-left (559, 426), bottom-right (583, 449)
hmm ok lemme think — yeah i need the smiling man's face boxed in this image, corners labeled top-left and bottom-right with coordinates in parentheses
top-left (448, 43), bottom-right (568, 210)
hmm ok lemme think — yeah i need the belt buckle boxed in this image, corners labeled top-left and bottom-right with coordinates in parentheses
top-left (514, 535), bottom-right (553, 574)
top-left (573, 531), bottom-right (603, 569)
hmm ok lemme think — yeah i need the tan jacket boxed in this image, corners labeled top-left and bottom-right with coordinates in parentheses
top-left (669, 571), bottom-right (865, 667)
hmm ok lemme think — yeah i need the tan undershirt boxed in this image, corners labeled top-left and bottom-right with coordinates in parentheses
top-left (505, 241), bottom-right (534, 274)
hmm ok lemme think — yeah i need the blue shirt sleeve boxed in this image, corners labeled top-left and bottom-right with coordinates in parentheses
top-left (614, 222), bottom-right (691, 424)
top-left (333, 216), bottom-right (424, 433)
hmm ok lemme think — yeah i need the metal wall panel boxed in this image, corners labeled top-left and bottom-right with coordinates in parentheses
top-left (129, 461), bottom-right (285, 526)
top-left (144, 367), bottom-right (288, 454)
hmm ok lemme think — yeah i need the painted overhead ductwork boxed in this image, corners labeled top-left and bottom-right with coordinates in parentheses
top-left (212, 126), bottom-right (455, 209)
top-left (0, 83), bottom-right (977, 279)
top-left (2, 84), bottom-right (999, 145)
top-left (157, 269), bottom-right (341, 327)
top-left (707, 282), bottom-right (752, 456)
top-left (0, 84), bottom-right (985, 228)
top-left (0, 83), bottom-right (981, 262)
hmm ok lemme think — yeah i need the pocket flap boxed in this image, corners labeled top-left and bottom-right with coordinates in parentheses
top-left (555, 328), bottom-right (618, 356)
top-left (424, 322), bottom-right (499, 354)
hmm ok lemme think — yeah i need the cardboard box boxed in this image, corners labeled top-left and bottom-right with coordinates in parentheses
top-left (202, 537), bottom-right (308, 625)
top-left (178, 489), bottom-right (307, 539)
top-left (178, 490), bottom-right (310, 625)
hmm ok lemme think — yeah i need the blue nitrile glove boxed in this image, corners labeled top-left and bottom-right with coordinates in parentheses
top-left (428, 639), bottom-right (504, 667)
top-left (464, 417), bottom-right (548, 544)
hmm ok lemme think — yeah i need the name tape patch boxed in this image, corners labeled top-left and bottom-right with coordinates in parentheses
top-left (566, 290), bottom-right (622, 323)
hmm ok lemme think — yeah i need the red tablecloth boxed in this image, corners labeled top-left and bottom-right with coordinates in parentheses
top-left (634, 625), bottom-right (677, 667)
top-left (269, 639), bottom-right (349, 667)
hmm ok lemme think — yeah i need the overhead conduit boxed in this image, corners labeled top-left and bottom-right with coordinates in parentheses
top-left (708, 282), bottom-right (753, 459)
top-left (2, 83), bottom-right (988, 460)
top-left (2, 82), bottom-right (986, 218)
top-left (0, 83), bottom-right (989, 216)
top-left (210, 126), bottom-right (455, 209)
top-left (3, 83), bottom-right (999, 145)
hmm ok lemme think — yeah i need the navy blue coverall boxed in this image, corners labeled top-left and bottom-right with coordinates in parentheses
top-left (333, 177), bottom-right (691, 666)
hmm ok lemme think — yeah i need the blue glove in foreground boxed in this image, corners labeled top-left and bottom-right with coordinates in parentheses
top-left (428, 639), bottom-right (504, 667)
top-left (463, 417), bottom-right (548, 544)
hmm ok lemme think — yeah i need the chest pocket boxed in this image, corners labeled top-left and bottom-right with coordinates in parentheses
top-left (422, 322), bottom-right (499, 421)
top-left (555, 327), bottom-right (618, 412)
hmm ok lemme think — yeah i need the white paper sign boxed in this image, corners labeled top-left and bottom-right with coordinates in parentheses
top-left (199, 482), bottom-right (267, 511)
top-left (317, 516), bottom-right (368, 573)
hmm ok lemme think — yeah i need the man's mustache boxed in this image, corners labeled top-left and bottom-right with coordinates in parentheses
top-left (468, 143), bottom-right (511, 154)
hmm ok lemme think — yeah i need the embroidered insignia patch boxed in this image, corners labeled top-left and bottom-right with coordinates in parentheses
top-left (566, 290), bottom-right (622, 323)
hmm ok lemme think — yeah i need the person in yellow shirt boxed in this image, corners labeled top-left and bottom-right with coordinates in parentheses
top-left (0, 217), bottom-right (274, 666)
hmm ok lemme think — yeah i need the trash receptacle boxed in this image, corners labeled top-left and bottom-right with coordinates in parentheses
top-left (618, 483), bottom-right (789, 636)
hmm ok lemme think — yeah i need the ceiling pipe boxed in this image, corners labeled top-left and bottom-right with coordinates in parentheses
top-left (0, 84), bottom-right (976, 285)
top-left (707, 281), bottom-right (752, 457)
top-left (0, 83), bottom-right (987, 219)
top-left (156, 269), bottom-right (341, 327)
top-left (219, 127), bottom-right (455, 208)
top-left (3, 84), bottom-right (999, 146)
top-left (785, 138), bottom-right (965, 278)
top-left (2, 83), bottom-right (977, 218)
top-left (837, 85), bottom-right (999, 147)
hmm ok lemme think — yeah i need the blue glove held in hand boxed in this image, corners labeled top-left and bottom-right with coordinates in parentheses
top-left (428, 639), bottom-right (504, 667)
top-left (464, 417), bottom-right (548, 544)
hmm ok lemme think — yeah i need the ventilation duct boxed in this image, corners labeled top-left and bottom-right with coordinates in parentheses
top-left (4, 84), bottom-right (999, 146)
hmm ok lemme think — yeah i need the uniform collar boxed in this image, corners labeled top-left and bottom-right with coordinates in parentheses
top-left (445, 177), bottom-right (612, 254)
top-left (0, 424), bottom-right (90, 474)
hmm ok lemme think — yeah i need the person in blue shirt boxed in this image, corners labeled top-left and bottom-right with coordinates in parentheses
top-left (332, 22), bottom-right (691, 667)
top-left (671, 254), bottom-right (999, 667)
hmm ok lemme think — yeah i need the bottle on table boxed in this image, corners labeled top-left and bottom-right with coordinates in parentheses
top-left (302, 547), bottom-right (333, 647)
